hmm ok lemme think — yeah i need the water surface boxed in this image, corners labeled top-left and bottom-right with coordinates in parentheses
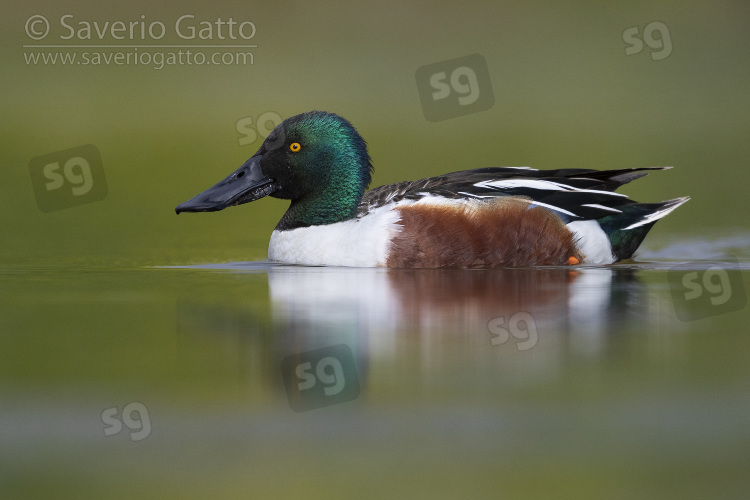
top-left (1, 236), bottom-right (749, 499)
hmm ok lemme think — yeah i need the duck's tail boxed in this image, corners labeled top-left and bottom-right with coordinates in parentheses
top-left (598, 196), bottom-right (690, 260)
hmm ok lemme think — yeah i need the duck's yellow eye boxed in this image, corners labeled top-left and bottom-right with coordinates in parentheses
top-left (289, 142), bottom-right (301, 152)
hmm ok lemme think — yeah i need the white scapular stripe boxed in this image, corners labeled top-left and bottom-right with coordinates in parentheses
top-left (474, 179), bottom-right (628, 198)
top-left (581, 203), bottom-right (622, 213)
top-left (524, 200), bottom-right (578, 217)
top-left (456, 193), bottom-right (580, 217)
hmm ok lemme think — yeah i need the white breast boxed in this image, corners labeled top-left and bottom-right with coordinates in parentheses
top-left (268, 204), bottom-right (403, 266)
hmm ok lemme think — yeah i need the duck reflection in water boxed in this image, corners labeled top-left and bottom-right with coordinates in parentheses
top-left (179, 264), bottom-right (669, 401)
top-left (266, 266), bottom-right (652, 353)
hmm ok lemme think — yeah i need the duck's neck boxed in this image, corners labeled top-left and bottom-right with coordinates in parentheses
top-left (276, 187), bottom-right (362, 231)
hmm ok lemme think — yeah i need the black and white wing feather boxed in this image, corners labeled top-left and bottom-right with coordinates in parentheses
top-left (357, 166), bottom-right (670, 221)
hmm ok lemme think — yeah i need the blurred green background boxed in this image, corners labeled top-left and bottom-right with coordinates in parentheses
top-left (3, 0), bottom-right (749, 267)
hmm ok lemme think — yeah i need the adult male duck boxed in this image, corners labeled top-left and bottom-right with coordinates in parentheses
top-left (176, 111), bottom-right (688, 267)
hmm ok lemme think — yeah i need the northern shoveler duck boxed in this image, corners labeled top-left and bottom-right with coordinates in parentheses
top-left (176, 111), bottom-right (689, 267)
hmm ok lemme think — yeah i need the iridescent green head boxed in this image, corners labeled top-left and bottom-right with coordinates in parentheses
top-left (175, 111), bottom-right (373, 230)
